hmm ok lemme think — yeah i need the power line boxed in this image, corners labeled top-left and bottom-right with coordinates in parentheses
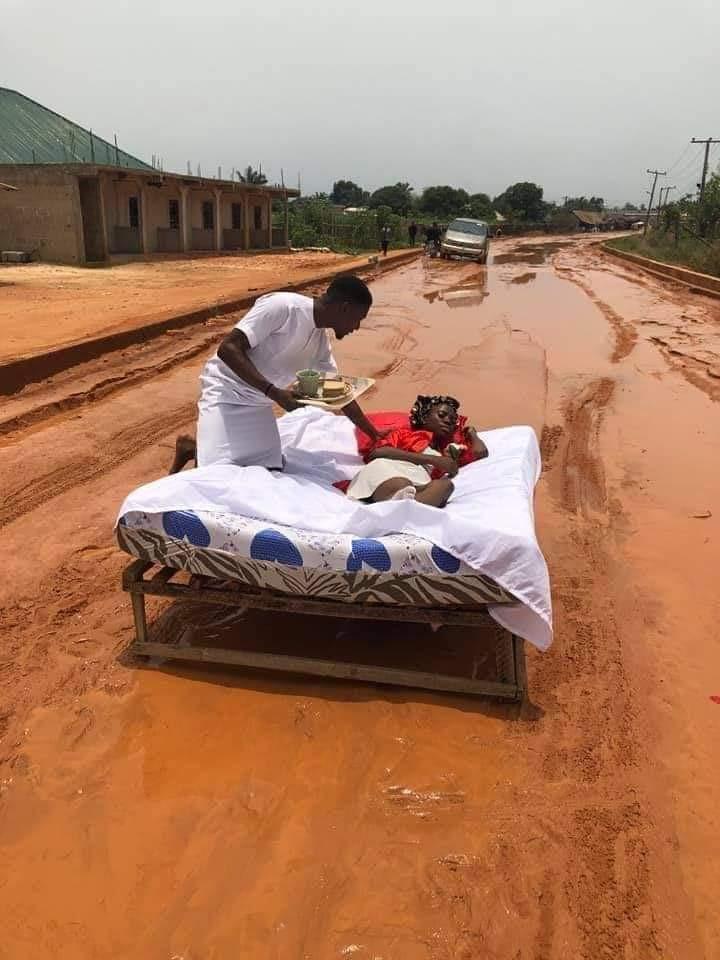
top-left (672, 144), bottom-right (706, 181)
top-left (666, 140), bottom-right (693, 174)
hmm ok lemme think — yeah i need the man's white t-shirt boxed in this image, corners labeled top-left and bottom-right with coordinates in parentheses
top-left (199, 292), bottom-right (337, 407)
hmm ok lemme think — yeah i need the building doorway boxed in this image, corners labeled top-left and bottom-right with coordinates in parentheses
top-left (78, 178), bottom-right (106, 262)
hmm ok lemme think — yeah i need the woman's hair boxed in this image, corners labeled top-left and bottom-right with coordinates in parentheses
top-left (409, 395), bottom-right (460, 429)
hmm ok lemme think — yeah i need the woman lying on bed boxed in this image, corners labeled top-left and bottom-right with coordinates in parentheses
top-left (345, 394), bottom-right (488, 508)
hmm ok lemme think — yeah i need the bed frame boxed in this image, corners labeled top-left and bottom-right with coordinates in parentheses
top-left (122, 559), bottom-right (528, 701)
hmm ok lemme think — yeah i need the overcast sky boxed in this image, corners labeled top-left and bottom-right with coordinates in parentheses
top-left (3, 0), bottom-right (718, 205)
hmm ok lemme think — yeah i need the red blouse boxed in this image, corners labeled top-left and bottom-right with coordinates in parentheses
top-left (333, 413), bottom-right (479, 491)
top-left (366, 414), bottom-right (476, 470)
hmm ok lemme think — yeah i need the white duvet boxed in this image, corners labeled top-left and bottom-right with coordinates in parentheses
top-left (117, 408), bottom-right (552, 650)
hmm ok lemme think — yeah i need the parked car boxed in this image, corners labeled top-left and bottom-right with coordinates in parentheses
top-left (440, 218), bottom-right (490, 263)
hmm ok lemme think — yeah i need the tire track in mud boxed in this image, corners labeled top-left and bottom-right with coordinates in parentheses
top-left (0, 403), bottom-right (196, 529)
top-left (554, 266), bottom-right (638, 363)
top-left (0, 329), bottom-right (221, 441)
top-left (532, 375), bottom-right (666, 957)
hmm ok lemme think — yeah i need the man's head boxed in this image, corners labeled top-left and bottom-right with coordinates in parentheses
top-left (320, 274), bottom-right (372, 339)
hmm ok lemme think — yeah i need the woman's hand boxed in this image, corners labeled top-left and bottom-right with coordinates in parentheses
top-left (435, 455), bottom-right (459, 478)
top-left (465, 427), bottom-right (489, 460)
top-left (268, 386), bottom-right (302, 412)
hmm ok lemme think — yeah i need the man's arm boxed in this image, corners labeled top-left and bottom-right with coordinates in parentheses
top-left (217, 329), bottom-right (300, 412)
top-left (341, 400), bottom-right (388, 442)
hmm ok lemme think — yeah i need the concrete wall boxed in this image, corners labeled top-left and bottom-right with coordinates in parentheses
top-left (102, 175), bottom-right (142, 254)
top-left (250, 197), bottom-right (268, 231)
top-left (0, 165), bottom-right (285, 262)
top-left (189, 190), bottom-right (215, 230)
top-left (0, 165), bottom-right (84, 263)
top-left (144, 183), bottom-right (182, 254)
top-left (221, 196), bottom-right (243, 230)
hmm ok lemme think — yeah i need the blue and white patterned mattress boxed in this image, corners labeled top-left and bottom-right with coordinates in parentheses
top-left (118, 508), bottom-right (515, 607)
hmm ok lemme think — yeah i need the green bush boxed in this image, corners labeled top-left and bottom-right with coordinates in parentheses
top-left (608, 232), bottom-right (720, 277)
top-left (285, 200), bottom-right (415, 253)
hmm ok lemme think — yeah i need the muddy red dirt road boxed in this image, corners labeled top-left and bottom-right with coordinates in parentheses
top-left (1, 236), bottom-right (719, 958)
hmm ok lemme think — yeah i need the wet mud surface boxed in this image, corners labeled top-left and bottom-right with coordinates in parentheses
top-left (1, 236), bottom-right (719, 958)
top-left (0, 250), bottom-right (371, 363)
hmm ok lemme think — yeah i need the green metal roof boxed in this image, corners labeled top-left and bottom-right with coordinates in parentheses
top-left (0, 88), bottom-right (152, 169)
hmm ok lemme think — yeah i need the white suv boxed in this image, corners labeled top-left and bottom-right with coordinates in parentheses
top-left (441, 218), bottom-right (490, 264)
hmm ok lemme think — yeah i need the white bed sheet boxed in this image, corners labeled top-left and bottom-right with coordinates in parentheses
top-left (117, 408), bottom-right (552, 650)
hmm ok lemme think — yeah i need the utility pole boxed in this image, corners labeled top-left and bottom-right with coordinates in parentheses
top-left (658, 186), bottom-right (676, 225)
top-left (644, 169), bottom-right (666, 236)
top-left (691, 137), bottom-right (719, 235)
top-left (691, 137), bottom-right (720, 205)
top-left (659, 185), bottom-right (675, 208)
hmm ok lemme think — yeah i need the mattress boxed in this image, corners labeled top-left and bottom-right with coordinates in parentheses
top-left (117, 510), bottom-right (515, 608)
top-left (116, 412), bottom-right (552, 649)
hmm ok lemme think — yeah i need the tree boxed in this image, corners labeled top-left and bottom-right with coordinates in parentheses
top-left (494, 182), bottom-right (545, 221)
top-left (563, 196), bottom-right (604, 212)
top-left (467, 192), bottom-right (494, 220)
top-left (419, 185), bottom-right (469, 219)
top-left (698, 172), bottom-right (720, 238)
top-left (547, 208), bottom-right (577, 231)
top-left (622, 202), bottom-right (640, 211)
top-left (237, 165), bottom-right (267, 185)
top-left (368, 182), bottom-right (414, 215)
top-left (330, 180), bottom-right (367, 206)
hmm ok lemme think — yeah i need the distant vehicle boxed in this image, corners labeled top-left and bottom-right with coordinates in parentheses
top-left (440, 218), bottom-right (490, 264)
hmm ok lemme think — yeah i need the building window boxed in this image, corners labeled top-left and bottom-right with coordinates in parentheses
top-left (202, 200), bottom-right (214, 230)
top-left (231, 202), bottom-right (242, 230)
top-left (128, 196), bottom-right (139, 229)
top-left (168, 198), bottom-right (179, 229)
top-left (254, 205), bottom-right (262, 230)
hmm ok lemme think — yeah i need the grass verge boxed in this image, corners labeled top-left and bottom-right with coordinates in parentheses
top-left (607, 233), bottom-right (720, 278)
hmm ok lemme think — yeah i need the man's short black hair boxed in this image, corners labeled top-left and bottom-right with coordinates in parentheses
top-left (325, 274), bottom-right (372, 308)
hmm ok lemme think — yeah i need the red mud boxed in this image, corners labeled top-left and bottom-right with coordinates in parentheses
top-left (1, 236), bottom-right (719, 958)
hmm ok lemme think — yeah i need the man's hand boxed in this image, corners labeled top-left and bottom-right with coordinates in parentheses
top-left (268, 386), bottom-right (302, 412)
top-left (435, 455), bottom-right (459, 478)
top-left (373, 428), bottom-right (393, 443)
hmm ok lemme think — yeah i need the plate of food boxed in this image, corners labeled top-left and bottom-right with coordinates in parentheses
top-left (293, 371), bottom-right (375, 409)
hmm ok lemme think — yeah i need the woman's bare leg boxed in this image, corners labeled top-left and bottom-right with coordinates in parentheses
top-left (370, 477), bottom-right (454, 508)
top-left (370, 477), bottom-right (415, 502)
top-left (415, 478), bottom-right (454, 508)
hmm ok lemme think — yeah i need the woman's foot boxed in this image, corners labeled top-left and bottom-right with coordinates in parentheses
top-left (169, 434), bottom-right (197, 474)
top-left (415, 478), bottom-right (454, 508)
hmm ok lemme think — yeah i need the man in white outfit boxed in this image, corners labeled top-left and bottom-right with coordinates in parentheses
top-left (187, 274), bottom-right (384, 470)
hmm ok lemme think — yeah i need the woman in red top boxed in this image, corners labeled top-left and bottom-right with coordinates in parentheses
top-left (346, 395), bottom-right (488, 508)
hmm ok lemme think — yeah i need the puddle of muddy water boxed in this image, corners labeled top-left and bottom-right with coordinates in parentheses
top-left (492, 240), bottom-right (573, 266)
top-left (1, 252), bottom-right (655, 959)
